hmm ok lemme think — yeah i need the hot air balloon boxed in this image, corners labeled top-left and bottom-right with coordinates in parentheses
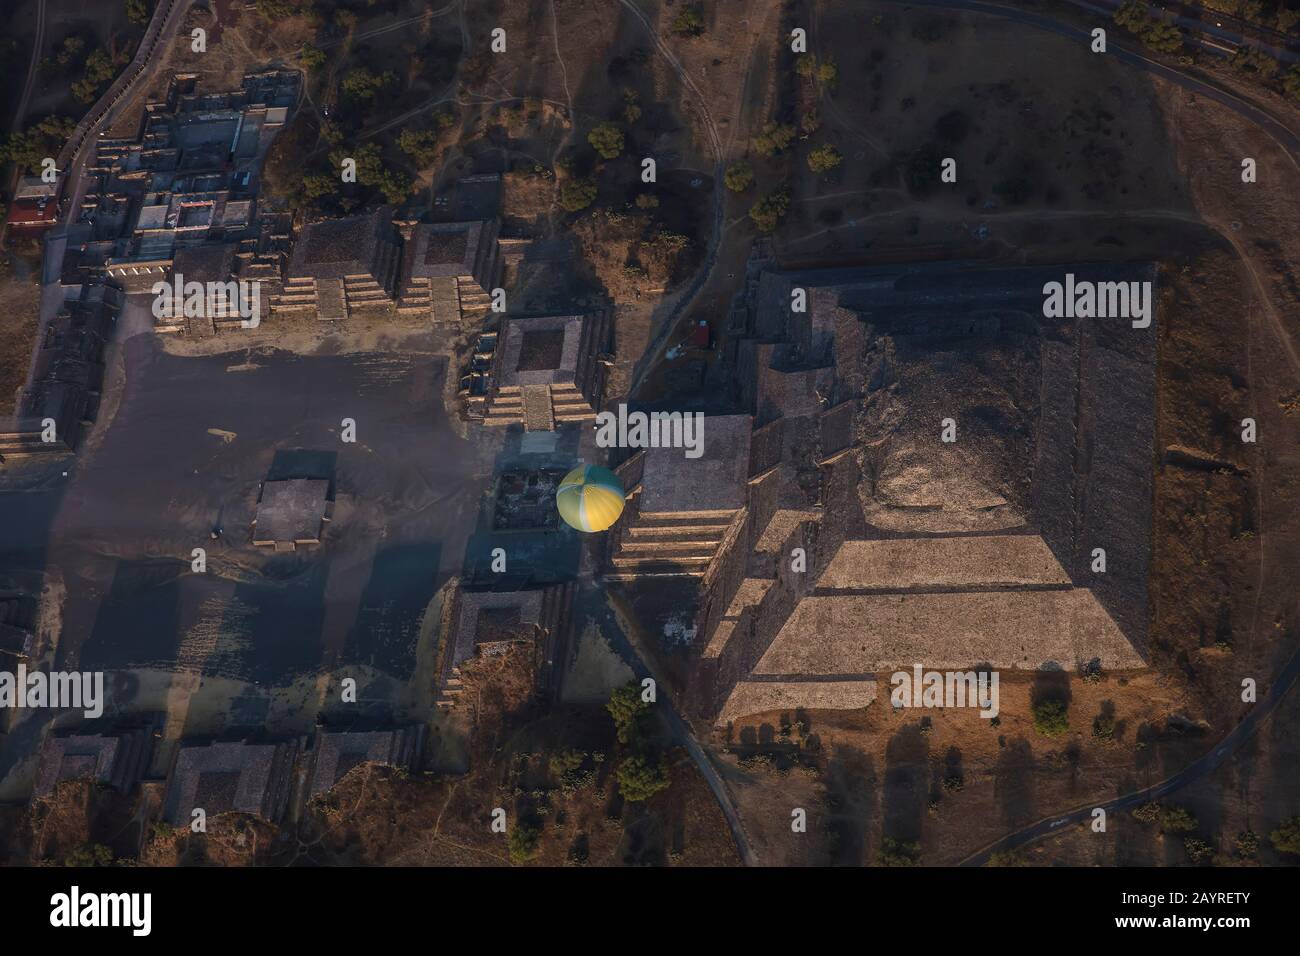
top-left (556, 464), bottom-right (625, 533)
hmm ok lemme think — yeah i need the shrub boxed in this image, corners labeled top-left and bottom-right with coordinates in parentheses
top-left (723, 160), bottom-right (754, 192)
top-left (62, 843), bottom-right (114, 867)
top-left (559, 178), bottom-right (598, 212)
top-left (341, 67), bottom-right (395, 103)
top-left (986, 849), bottom-right (1028, 867)
top-left (877, 837), bottom-right (921, 866)
top-left (508, 820), bottom-right (541, 863)
top-left (615, 754), bottom-right (670, 801)
top-left (126, 0), bottom-right (151, 26)
top-left (606, 681), bottom-right (649, 743)
top-left (1031, 699), bottom-right (1069, 737)
top-left (587, 122), bottom-right (624, 160)
top-left (806, 143), bottom-right (842, 174)
top-left (1133, 803), bottom-right (1163, 825)
top-left (1234, 830), bottom-right (1259, 857)
top-left (1270, 814), bottom-right (1300, 855)
top-left (748, 186), bottom-right (790, 233)
top-left (1114, 2), bottom-right (1183, 54)
top-left (751, 121), bottom-right (797, 157)
top-left (398, 128), bottom-right (442, 167)
top-left (634, 193), bottom-right (659, 210)
top-left (1160, 806), bottom-right (1198, 835)
top-left (670, 5), bottom-right (705, 37)
top-left (300, 45), bottom-right (327, 72)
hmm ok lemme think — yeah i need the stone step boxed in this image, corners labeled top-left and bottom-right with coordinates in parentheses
top-left (618, 539), bottom-right (721, 555)
top-left (636, 511), bottom-right (736, 527)
top-left (625, 524), bottom-right (726, 541)
top-left (611, 553), bottom-right (713, 568)
top-left (604, 568), bottom-right (707, 582)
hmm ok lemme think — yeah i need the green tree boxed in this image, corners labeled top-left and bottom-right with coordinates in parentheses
top-left (508, 820), bottom-right (541, 863)
top-left (1032, 699), bottom-right (1069, 737)
top-left (1234, 830), bottom-right (1259, 858)
top-left (72, 47), bottom-right (125, 103)
top-left (748, 186), bottom-right (790, 233)
top-left (125, 0), bottom-right (151, 26)
top-left (670, 5), bottom-right (705, 37)
top-left (606, 681), bottom-right (649, 744)
top-left (1183, 837), bottom-right (1214, 863)
top-left (986, 849), bottom-right (1028, 867)
top-left (256, 0), bottom-right (295, 19)
top-left (1133, 803), bottom-right (1163, 825)
top-left (559, 177), bottom-right (598, 212)
top-left (1, 115), bottom-right (76, 172)
top-left (62, 843), bottom-right (114, 867)
top-left (806, 143), bottom-right (842, 174)
top-left (615, 753), bottom-right (670, 801)
top-left (724, 160), bottom-right (754, 192)
top-left (622, 88), bottom-right (642, 125)
top-left (398, 128), bottom-right (442, 167)
top-left (1270, 814), bottom-right (1300, 855)
top-left (1286, 65), bottom-right (1300, 103)
top-left (329, 142), bottom-right (411, 204)
top-left (299, 45), bottom-right (326, 72)
top-left (1161, 806), bottom-right (1198, 835)
top-left (301, 171), bottom-right (339, 203)
top-left (877, 837), bottom-right (921, 866)
top-left (816, 57), bottom-right (838, 87)
top-left (751, 121), bottom-right (796, 157)
top-left (1114, 3), bottom-right (1183, 54)
top-left (341, 67), bottom-right (395, 103)
top-left (587, 122), bottom-right (624, 160)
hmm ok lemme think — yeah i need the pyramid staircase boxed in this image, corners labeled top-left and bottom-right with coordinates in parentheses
top-left (606, 510), bottom-right (739, 581)
top-left (521, 384), bottom-right (554, 431)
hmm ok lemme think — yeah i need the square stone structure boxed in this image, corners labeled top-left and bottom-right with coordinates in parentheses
top-left (484, 312), bottom-right (610, 431)
top-left (251, 478), bottom-right (331, 551)
top-left (35, 726), bottom-right (155, 797)
top-left (306, 726), bottom-right (426, 797)
top-left (163, 737), bottom-right (305, 825)
top-left (606, 414), bottom-right (752, 581)
top-left (396, 220), bottom-right (502, 324)
top-left (275, 207), bottom-right (402, 320)
top-left (435, 582), bottom-right (573, 709)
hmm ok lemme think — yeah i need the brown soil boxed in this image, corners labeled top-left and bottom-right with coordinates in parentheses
top-left (0, 248), bottom-right (41, 417)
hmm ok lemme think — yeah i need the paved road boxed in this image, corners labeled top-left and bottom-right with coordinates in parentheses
top-left (586, 585), bottom-right (759, 866)
top-left (1068, 0), bottom-right (1299, 63)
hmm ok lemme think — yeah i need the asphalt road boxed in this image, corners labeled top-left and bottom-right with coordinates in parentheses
top-left (588, 587), bottom-right (758, 866)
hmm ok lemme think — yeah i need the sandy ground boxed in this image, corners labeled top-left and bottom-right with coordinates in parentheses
top-left (0, 247), bottom-right (42, 416)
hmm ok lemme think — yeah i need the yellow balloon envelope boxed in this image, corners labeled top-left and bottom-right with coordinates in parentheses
top-left (557, 465), bottom-right (625, 533)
